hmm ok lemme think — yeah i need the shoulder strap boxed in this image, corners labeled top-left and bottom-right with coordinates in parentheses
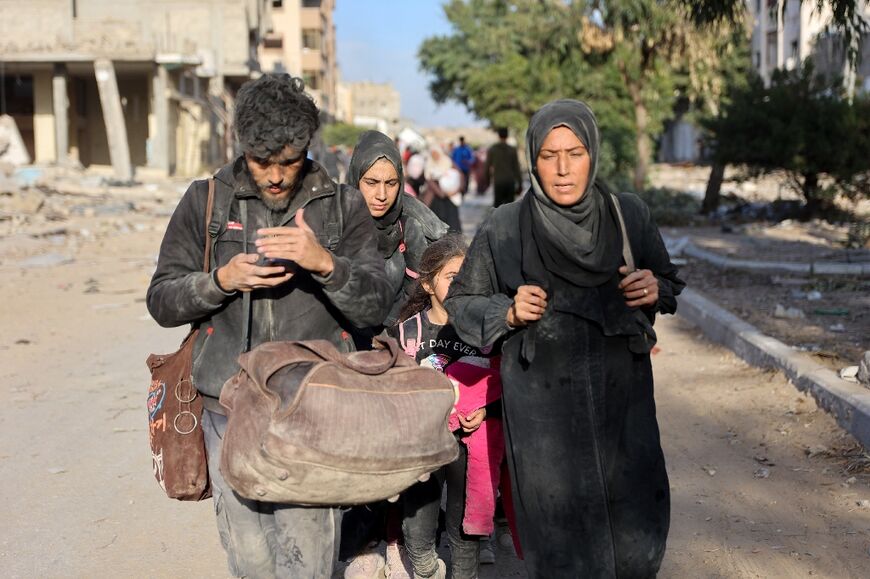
top-left (202, 178), bottom-right (216, 272)
top-left (240, 199), bottom-right (252, 353)
top-left (610, 193), bottom-right (636, 274)
top-left (322, 184), bottom-right (344, 251)
top-left (398, 312), bottom-right (423, 358)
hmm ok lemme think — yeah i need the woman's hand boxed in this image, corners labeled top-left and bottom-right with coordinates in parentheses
top-left (619, 266), bottom-right (658, 308)
top-left (459, 408), bottom-right (486, 433)
top-left (507, 285), bottom-right (548, 327)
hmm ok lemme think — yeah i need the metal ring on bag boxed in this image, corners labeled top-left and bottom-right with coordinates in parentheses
top-left (174, 411), bottom-right (198, 435)
top-left (175, 379), bottom-right (196, 403)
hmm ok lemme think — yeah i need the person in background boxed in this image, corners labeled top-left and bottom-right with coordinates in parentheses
top-left (451, 136), bottom-right (475, 195)
top-left (445, 99), bottom-right (685, 578)
top-left (421, 168), bottom-right (463, 234)
top-left (485, 128), bottom-right (522, 208)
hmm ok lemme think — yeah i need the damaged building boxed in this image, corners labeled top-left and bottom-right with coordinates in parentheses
top-left (0, 0), bottom-right (327, 180)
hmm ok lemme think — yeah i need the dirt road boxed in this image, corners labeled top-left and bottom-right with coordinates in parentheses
top-left (1, 202), bottom-right (868, 578)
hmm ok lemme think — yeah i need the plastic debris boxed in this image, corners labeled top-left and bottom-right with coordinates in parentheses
top-left (774, 304), bottom-right (805, 319)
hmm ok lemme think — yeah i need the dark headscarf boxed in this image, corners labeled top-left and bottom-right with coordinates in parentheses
top-left (519, 100), bottom-right (652, 362)
top-left (521, 99), bottom-right (622, 289)
top-left (348, 131), bottom-right (405, 258)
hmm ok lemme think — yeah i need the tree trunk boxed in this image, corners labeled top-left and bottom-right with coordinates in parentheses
top-left (801, 172), bottom-right (832, 219)
top-left (625, 80), bottom-right (650, 193)
top-left (701, 162), bottom-right (725, 214)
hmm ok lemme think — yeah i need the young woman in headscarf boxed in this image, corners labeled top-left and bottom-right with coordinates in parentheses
top-left (341, 130), bottom-right (450, 579)
top-left (348, 130), bottom-right (450, 328)
top-left (444, 99), bottom-right (685, 578)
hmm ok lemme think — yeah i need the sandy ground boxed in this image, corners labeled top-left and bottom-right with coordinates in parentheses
top-left (1, 188), bottom-right (869, 578)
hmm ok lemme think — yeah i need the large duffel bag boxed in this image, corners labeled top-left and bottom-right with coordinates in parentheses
top-left (218, 337), bottom-right (459, 505)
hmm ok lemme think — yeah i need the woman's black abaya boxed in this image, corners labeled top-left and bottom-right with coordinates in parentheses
top-left (444, 100), bottom-right (684, 578)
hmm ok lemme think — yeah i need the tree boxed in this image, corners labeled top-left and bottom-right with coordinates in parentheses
top-left (321, 122), bottom-right (367, 147)
top-left (704, 64), bottom-right (870, 216)
top-left (419, 0), bottom-right (722, 190)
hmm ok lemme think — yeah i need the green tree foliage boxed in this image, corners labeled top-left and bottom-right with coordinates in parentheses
top-left (704, 64), bottom-right (870, 215)
top-left (322, 123), bottom-right (367, 147)
top-left (418, 0), bottom-right (723, 190)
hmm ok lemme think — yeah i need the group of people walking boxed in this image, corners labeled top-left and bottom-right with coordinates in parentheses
top-left (148, 73), bottom-right (684, 578)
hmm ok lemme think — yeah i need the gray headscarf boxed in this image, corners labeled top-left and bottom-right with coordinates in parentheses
top-left (348, 131), bottom-right (405, 258)
top-left (521, 99), bottom-right (621, 289)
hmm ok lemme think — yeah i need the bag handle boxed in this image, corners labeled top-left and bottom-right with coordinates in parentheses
top-left (298, 337), bottom-right (401, 375)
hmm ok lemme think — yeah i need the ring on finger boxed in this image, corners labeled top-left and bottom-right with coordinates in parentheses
top-left (643, 288), bottom-right (649, 296)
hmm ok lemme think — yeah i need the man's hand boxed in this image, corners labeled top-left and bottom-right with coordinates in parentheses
top-left (255, 208), bottom-right (334, 277)
top-left (459, 408), bottom-right (486, 434)
top-left (507, 285), bottom-right (548, 327)
top-left (619, 266), bottom-right (658, 308)
top-left (216, 253), bottom-right (294, 292)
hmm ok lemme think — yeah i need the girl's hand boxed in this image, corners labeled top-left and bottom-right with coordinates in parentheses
top-left (459, 408), bottom-right (486, 433)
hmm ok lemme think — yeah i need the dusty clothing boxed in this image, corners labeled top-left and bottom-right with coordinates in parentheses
top-left (445, 193), bottom-right (683, 577)
top-left (148, 156), bottom-right (391, 578)
top-left (147, 157), bottom-right (393, 401)
top-left (203, 410), bottom-right (341, 578)
top-left (485, 141), bottom-right (521, 207)
top-left (347, 131), bottom-right (449, 326)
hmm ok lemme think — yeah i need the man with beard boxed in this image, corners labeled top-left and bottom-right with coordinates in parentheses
top-left (147, 74), bottom-right (392, 578)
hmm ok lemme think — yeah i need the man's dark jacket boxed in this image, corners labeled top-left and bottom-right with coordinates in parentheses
top-left (147, 157), bottom-right (393, 400)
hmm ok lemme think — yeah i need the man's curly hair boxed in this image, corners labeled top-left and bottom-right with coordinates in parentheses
top-left (233, 74), bottom-right (320, 158)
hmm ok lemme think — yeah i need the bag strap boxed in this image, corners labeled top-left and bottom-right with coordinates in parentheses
top-left (610, 193), bottom-right (636, 274)
top-left (240, 199), bottom-right (252, 352)
top-left (202, 178), bottom-right (216, 272)
top-left (399, 312), bottom-right (423, 358)
top-left (299, 338), bottom-right (401, 375)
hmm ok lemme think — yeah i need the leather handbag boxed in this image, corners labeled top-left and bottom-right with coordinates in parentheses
top-left (218, 337), bottom-right (459, 505)
top-left (146, 178), bottom-right (215, 501)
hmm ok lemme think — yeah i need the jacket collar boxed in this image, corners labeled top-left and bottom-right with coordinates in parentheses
top-left (215, 155), bottom-right (337, 224)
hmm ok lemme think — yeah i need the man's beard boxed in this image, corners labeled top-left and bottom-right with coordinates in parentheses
top-left (258, 185), bottom-right (292, 212)
top-left (248, 174), bottom-right (295, 212)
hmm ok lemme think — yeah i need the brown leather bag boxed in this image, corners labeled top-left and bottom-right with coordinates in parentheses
top-left (218, 337), bottom-right (459, 505)
top-left (146, 178), bottom-right (215, 501)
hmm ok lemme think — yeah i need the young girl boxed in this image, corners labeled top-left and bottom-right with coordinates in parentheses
top-left (387, 233), bottom-right (504, 579)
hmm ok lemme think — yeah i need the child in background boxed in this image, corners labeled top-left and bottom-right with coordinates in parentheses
top-left (387, 233), bottom-right (504, 579)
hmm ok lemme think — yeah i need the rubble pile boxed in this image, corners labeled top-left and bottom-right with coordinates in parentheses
top-left (0, 165), bottom-right (189, 266)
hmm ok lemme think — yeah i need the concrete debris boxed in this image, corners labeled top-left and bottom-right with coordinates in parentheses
top-left (18, 253), bottom-right (75, 268)
top-left (839, 366), bottom-right (859, 382)
top-left (806, 291), bottom-right (823, 301)
top-left (754, 467), bottom-right (771, 479)
top-left (0, 115), bottom-right (31, 166)
top-left (774, 304), bottom-right (805, 319)
top-left (858, 352), bottom-right (870, 387)
top-left (666, 235), bottom-right (690, 257)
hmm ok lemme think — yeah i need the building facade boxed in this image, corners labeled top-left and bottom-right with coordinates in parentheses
top-left (343, 81), bottom-right (401, 134)
top-left (0, 0), bottom-right (273, 178)
top-left (748, 0), bottom-right (869, 94)
top-left (259, 0), bottom-right (337, 118)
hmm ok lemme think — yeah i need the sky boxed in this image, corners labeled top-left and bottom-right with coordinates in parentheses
top-left (333, 0), bottom-right (484, 128)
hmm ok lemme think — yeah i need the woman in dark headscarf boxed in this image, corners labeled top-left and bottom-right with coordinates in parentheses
top-left (342, 131), bottom-right (450, 579)
top-left (444, 100), bottom-right (685, 578)
top-left (348, 131), bottom-right (450, 328)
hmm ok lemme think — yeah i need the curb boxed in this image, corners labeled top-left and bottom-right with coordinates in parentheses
top-left (665, 236), bottom-right (870, 277)
top-left (676, 288), bottom-right (870, 449)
